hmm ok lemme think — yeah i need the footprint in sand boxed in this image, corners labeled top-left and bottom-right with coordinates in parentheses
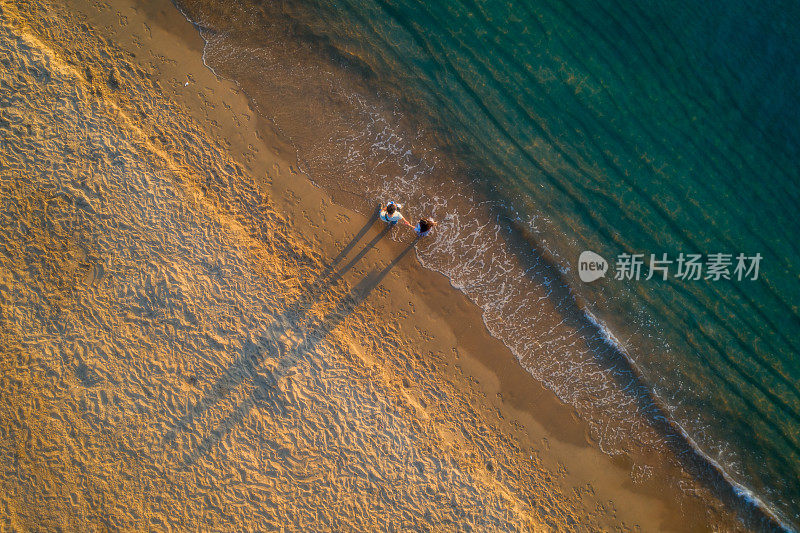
top-left (74, 359), bottom-right (101, 387)
top-left (83, 262), bottom-right (105, 287)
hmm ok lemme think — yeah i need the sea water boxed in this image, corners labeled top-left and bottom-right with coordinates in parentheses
top-left (175, 0), bottom-right (800, 526)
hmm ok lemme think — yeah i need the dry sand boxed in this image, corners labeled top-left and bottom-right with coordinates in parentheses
top-left (0, 0), bottom-right (754, 530)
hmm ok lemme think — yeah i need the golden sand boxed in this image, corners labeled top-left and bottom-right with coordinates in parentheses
top-left (0, 0), bottom-right (752, 530)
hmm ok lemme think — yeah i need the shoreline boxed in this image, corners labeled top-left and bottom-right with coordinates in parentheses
top-left (0, 0), bottom-right (782, 529)
top-left (174, 4), bottom-right (793, 529)
top-left (150, 1), bottom-right (786, 529)
top-left (167, 1), bottom-right (791, 529)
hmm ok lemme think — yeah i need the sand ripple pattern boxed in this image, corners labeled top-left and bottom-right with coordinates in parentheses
top-left (0, 3), bottom-right (611, 530)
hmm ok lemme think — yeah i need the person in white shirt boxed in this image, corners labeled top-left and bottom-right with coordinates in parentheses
top-left (379, 201), bottom-right (411, 227)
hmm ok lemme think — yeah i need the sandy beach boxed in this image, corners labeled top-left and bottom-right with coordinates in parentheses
top-left (0, 0), bottom-right (776, 530)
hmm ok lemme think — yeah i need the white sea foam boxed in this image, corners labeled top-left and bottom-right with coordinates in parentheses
top-left (180, 6), bottom-right (795, 526)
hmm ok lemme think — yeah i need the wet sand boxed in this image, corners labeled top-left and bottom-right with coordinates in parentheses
top-left (0, 0), bottom-right (762, 530)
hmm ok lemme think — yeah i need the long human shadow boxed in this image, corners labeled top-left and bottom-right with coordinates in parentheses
top-left (325, 225), bottom-right (391, 285)
top-left (164, 215), bottom-right (390, 442)
top-left (163, 227), bottom-right (388, 445)
top-left (317, 210), bottom-right (379, 279)
top-left (175, 240), bottom-right (418, 467)
top-left (292, 216), bottom-right (389, 300)
top-left (162, 217), bottom-right (399, 451)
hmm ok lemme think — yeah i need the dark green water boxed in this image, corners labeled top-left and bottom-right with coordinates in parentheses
top-left (177, 0), bottom-right (800, 526)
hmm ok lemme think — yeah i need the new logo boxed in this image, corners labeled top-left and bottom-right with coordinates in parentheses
top-left (578, 251), bottom-right (608, 282)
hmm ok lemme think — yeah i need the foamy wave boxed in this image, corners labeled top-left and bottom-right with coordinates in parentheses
top-left (177, 4), bottom-right (794, 525)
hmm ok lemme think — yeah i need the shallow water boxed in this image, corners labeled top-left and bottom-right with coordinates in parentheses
top-left (175, 0), bottom-right (800, 526)
top-left (1, 2), bottom-right (605, 527)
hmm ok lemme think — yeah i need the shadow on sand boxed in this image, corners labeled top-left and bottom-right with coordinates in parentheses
top-left (164, 214), bottom-right (417, 467)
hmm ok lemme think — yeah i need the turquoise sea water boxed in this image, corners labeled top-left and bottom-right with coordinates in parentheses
top-left (177, 0), bottom-right (800, 527)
